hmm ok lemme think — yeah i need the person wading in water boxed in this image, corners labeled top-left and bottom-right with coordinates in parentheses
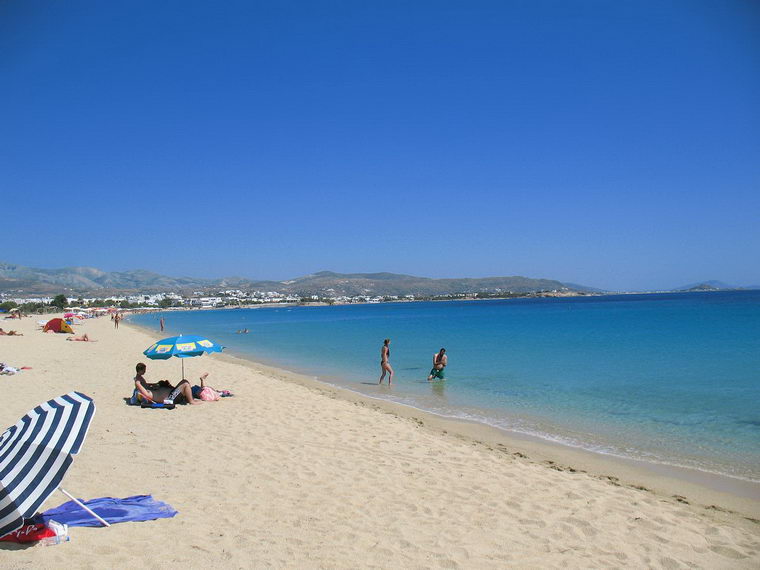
top-left (378, 338), bottom-right (394, 385)
top-left (427, 348), bottom-right (447, 381)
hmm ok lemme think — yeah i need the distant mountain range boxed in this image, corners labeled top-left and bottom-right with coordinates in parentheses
top-left (0, 262), bottom-right (599, 297)
top-left (278, 271), bottom-right (598, 297)
top-left (0, 263), bottom-right (217, 295)
top-left (3, 262), bottom-right (755, 298)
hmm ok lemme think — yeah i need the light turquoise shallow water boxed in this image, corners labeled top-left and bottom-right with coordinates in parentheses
top-left (133, 291), bottom-right (760, 481)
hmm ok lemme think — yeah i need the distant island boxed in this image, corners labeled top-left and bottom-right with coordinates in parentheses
top-left (683, 283), bottom-right (720, 292)
top-left (672, 280), bottom-right (760, 292)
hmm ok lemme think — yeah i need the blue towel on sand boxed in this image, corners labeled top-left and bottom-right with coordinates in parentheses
top-left (40, 495), bottom-right (177, 527)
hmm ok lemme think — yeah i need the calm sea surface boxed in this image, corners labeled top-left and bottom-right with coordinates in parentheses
top-left (132, 291), bottom-right (760, 481)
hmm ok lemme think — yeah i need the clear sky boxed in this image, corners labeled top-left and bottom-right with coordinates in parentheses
top-left (1, 1), bottom-right (758, 291)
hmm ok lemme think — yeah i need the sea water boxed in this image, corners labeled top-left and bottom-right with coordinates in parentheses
top-left (132, 291), bottom-right (760, 481)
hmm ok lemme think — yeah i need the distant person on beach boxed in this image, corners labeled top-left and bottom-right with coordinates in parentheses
top-left (378, 338), bottom-right (393, 385)
top-left (159, 317), bottom-right (165, 332)
top-left (0, 362), bottom-right (31, 375)
top-left (133, 362), bottom-right (201, 405)
top-left (427, 348), bottom-right (447, 381)
top-left (0, 328), bottom-right (23, 336)
top-left (67, 333), bottom-right (95, 342)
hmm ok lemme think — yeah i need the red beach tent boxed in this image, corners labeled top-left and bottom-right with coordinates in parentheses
top-left (43, 318), bottom-right (74, 334)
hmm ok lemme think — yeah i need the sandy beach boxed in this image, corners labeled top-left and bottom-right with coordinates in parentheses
top-left (1, 314), bottom-right (759, 569)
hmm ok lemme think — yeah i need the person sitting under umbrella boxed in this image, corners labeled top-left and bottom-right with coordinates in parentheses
top-left (133, 362), bottom-right (202, 405)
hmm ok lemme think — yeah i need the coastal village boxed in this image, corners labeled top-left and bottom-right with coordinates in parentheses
top-left (0, 287), bottom-right (586, 313)
top-left (0, 263), bottom-right (596, 313)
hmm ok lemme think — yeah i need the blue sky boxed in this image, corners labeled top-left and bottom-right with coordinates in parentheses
top-left (1, 1), bottom-right (758, 290)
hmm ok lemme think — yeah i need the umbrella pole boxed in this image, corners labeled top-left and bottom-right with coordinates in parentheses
top-left (58, 487), bottom-right (111, 527)
top-left (181, 359), bottom-right (184, 381)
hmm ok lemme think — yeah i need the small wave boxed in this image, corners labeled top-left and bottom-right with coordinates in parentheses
top-left (736, 419), bottom-right (760, 428)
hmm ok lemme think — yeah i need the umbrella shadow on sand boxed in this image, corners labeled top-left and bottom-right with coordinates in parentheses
top-left (0, 542), bottom-right (35, 551)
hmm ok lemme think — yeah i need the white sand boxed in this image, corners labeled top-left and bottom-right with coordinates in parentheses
top-left (1, 314), bottom-right (759, 569)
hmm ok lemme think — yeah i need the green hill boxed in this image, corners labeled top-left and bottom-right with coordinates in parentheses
top-left (0, 262), bottom-right (596, 297)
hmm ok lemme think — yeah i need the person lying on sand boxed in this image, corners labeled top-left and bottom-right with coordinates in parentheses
top-left (133, 362), bottom-right (202, 405)
top-left (67, 333), bottom-right (95, 342)
top-left (191, 372), bottom-right (234, 400)
top-left (0, 328), bottom-right (23, 336)
top-left (0, 362), bottom-right (32, 375)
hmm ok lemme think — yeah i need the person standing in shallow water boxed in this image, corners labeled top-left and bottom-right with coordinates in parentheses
top-left (159, 316), bottom-right (165, 332)
top-left (427, 348), bottom-right (447, 381)
top-left (378, 338), bottom-right (393, 385)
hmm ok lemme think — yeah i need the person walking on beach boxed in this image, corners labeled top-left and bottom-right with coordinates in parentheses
top-left (427, 348), bottom-right (447, 381)
top-left (378, 338), bottom-right (394, 385)
top-left (159, 316), bottom-right (165, 332)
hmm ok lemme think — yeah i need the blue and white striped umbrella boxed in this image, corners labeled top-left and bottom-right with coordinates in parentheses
top-left (0, 392), bottom-right (95, 538)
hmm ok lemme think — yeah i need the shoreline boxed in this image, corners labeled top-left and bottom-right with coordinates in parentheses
top-left (127, 317), bottom-right (760, 517)
top-left (214, 345), bottom-right (760, 519)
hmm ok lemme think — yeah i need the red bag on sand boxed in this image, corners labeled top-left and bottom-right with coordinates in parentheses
top-left (0, 523), bottom-right (56, 543)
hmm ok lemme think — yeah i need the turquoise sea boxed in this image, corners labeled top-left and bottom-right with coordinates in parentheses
top-left (132, 291), bottom-right (760, 481)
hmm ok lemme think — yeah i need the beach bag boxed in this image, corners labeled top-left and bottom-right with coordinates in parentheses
top-left (198, 386), bottom-right (220, 401)
top-left (129, 388), bottom-right (175, 409)
top-left (0, 522), bottom-right (56, 543)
